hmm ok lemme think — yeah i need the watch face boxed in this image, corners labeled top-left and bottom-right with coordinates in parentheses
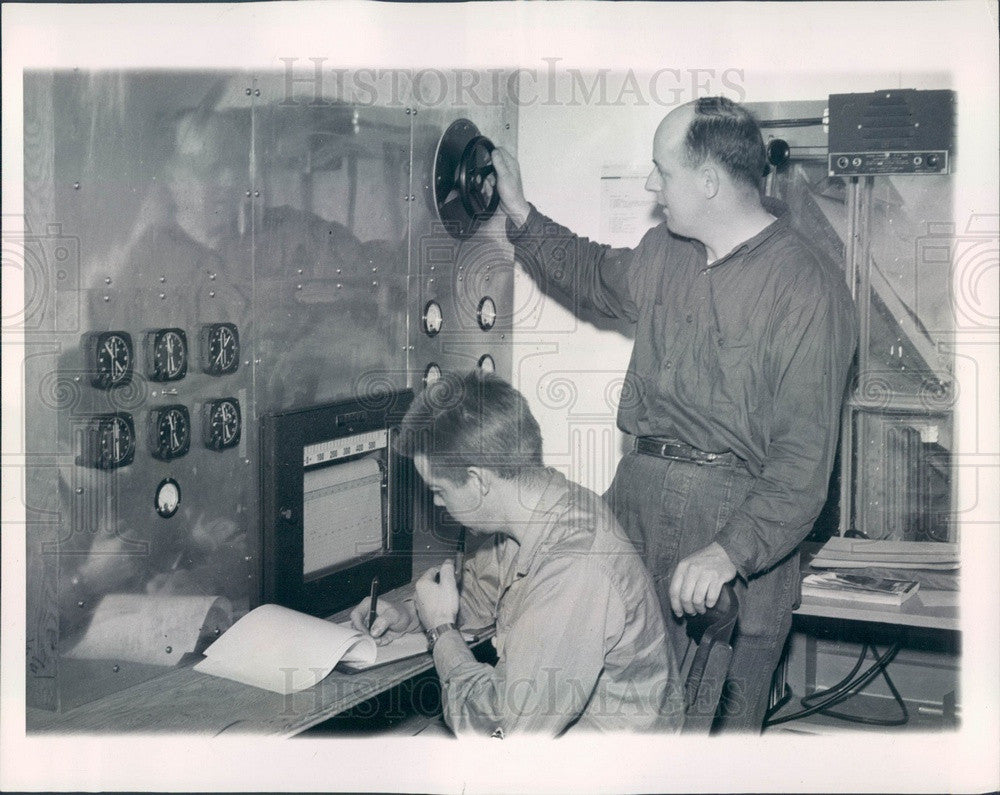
top-left (203, 398), bottom-right (242, 451)
top-left (423, 362), bottom-right (442, 388)
top-left (477, 353), bottom-right (496, 374)
top-left (78, 413), bottom-right (135, 469)
top-left (146, 328), bottom-right (188, 382)
top-left (422, 301), bottom-right (443, 337)
top-left (148, 404), bottom-right (191, 460)
top-left (201, 323), bottom-right (240, 375)
top-left (477, 296), bottom-right (497, 331)
top-left (87, 331), bottom-right (134, 389)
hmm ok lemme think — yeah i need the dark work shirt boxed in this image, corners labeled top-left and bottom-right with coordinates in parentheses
top-left (508, 202), bottom-right (858, 577)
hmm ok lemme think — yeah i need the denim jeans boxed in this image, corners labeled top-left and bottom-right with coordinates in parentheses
top-left (605, 450), bottom-right (800, 733)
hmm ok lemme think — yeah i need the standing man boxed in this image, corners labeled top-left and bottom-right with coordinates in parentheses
top-left (351, 371), bottom-right (683, 737)
top-left (491, 96), bottom-right (858, 731)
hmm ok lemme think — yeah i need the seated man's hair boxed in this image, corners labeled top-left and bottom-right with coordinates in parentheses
top-left (685, 96), bottom-right (767, 191)
top-left (396, 370), bottom-right (543, 483)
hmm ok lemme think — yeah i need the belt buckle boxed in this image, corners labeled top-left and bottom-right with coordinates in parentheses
top-left (659, 441), bottom-right (670, 458)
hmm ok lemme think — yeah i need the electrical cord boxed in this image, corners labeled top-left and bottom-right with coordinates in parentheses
top-left (765, 639), bottom-right (908, 727)
top-left (800, 642), bottom-right (908, 726)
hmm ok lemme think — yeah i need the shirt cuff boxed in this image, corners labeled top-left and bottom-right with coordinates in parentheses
top-left (431, 627), bottom-right (475, 682)
top-left (505, 204), bottom-right (537, 242)
top-left (713, 523), bottom-right (756, 580)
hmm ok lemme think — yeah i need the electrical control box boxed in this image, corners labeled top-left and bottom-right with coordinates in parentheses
top-left (828, 89), bottom-right (955, 176)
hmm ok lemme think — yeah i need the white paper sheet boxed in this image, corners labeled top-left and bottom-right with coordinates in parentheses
top-left (334, 624), bottom-right (430, 671)
top-left (194, 604), bottom-right (377, 694)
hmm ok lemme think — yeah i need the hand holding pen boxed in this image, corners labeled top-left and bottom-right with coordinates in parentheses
top-left (349, 578), bottom-right (419, 645)
top-left (366, 577), bottom-right (379, 632)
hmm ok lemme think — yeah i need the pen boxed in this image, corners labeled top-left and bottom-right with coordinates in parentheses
top-left (367, 576), bottom-right (379, 632)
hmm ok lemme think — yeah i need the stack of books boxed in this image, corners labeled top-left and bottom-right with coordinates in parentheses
top-left (808, 538), bottom-right (959, 571)
top-left (801, 571), bottom-right (920, 606)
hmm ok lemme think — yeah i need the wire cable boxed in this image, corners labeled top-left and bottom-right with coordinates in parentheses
top-left (765, 640), bottom-right (908, 727)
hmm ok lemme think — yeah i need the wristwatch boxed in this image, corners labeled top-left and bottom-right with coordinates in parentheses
top-left (426, 622), bottom-right (457, 647)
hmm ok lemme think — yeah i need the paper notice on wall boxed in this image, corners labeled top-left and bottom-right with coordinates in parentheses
top-left (600, 166), bottom-right (660, 248)
top-left (194, 604), bottom-right (377, 694)
top-left (303, 456), bottom-right (383, 578)
top-left (65, 594), bottom-right (233, 667)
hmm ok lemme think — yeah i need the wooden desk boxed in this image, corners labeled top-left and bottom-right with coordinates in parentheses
top-left (27, 587), bottom-right (484, 736)
top-left (795, 589), bottom-right (959, 631)
top-left (772, 548), bottom-right (961, 730)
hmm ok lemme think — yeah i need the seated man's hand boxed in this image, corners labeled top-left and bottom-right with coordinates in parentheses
top-left (349, 597), bottom-right (418, 646)
top-left (490, 147), bottom-right (531, 228)
top-left (414, 560), bottom-right (460, 630)
top-left (668, 542), bottom-right (737, 617)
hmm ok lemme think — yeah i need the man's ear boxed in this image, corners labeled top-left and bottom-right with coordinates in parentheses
top-left (701, 164), bottom-right (720, 199)
top-left (466, 466), bottom-right (493, 496)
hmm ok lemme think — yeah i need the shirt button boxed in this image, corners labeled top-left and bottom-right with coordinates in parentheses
top-left (686, 314), bottom-right (693, 323)
top-left (664, 361), bottom-right (672, 369)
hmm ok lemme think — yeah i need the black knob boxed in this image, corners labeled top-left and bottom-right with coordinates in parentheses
top-left (766, 139), bottom-right (791, 168)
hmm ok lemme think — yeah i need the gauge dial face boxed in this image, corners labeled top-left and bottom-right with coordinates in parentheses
top-left (78, 413), bottom-right (136, 469)
top-left (477, 353), bottom-right (496, 374)
top-left (423, 363), bottom-right (442, 388)
top-left (148, 404), bottom-right (191, 460)
top-left (155, 478), bottom-right (181, 518)
top-left (88, 331), bottom-right (134, 389)
top-left (422, 301), bottom-right (443, 337)
top-left (203, 398), bottom-right (242, 451)
top-left (477, 296), bottom-right (497, 331)
top-left (201, 323), bottom-right (240, 375)
top-left (146, 328), bottom-right (188, 382)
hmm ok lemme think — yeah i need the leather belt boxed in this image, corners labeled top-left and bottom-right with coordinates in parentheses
top-left (635, 436), bottom-right (741, 467)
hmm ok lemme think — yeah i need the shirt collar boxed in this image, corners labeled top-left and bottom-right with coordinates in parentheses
top-left (705, 196), bottom-right (791, 268)
top-left (511, 468), bottom-right (569, 577)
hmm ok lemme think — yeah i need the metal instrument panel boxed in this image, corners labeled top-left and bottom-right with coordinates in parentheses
top-left (23, 69), bottom-right (516, 714)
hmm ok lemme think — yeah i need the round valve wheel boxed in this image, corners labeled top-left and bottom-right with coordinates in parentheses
top-left (433, 119), bottom-right (500, 240)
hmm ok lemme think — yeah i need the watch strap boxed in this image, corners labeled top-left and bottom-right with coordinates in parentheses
top-left (426, 622), bottom-right (457, 647)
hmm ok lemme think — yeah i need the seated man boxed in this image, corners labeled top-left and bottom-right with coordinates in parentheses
top-left (350, 370), bottom-right (683, 737)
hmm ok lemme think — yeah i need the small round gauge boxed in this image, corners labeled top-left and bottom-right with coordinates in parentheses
top-left (423, 363), bottom-right (442, 388)
top-left (477, 296), bottom-right (497, 331)
top-left (477, 354), bottom-right (496, 374)
top-left (422, 300), bottom-right (443, 337)
top-left (148, 404), bottom-right (191, 460)
top-left (154, 478), bottom-right (181, 518)
top-left (87, 331), bottom-right (134, 389)
top-left (201, 323), bottom-right (240, 376)
top-left (146, 328), bottom-right (188, 382)
top-left (203, 398), bottom-right (242, 451)
top-left (78, 413), bottom-right (136, 469)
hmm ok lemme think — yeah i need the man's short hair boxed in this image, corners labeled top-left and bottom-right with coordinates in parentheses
top-left (683, 96), bottom-right (767, 191)
top-left (396, 370), bottom-right (544, 483)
